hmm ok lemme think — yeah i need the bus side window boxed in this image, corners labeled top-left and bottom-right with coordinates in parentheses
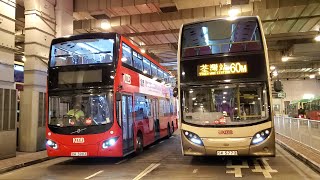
top-left (122, 43), bottom-right (133, 66)
top-left (151, 63), bottom-right (157, 78)
top-left (143, 57), bottom-right (151, 75)
top-left (133, 51), bottom-right (143, 71)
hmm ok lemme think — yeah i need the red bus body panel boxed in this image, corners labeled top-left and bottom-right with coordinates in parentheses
top-left (46, 34), bottom-right (177, 157)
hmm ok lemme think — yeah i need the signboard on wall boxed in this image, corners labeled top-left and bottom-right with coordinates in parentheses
top-left (277, 92), bottom-right (286, 98)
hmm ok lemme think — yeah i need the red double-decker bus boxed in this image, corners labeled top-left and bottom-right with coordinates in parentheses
top-left (46, 33), bottom-right (177, 157)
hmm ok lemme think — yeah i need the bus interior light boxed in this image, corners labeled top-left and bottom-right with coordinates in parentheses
top-left (77, 43), bottom-right (99, 53)
top-left (102, 137), bottom-right (119, 149)
top-left (251, 128), bottom-right (272, 145)
top-left (183, 130), bottom-right (203, 146)
top-left (46, 139), bottom-right (58, 149)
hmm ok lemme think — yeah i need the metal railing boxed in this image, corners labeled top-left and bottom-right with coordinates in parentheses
top-left (274, 116), bottom-right (320, 152)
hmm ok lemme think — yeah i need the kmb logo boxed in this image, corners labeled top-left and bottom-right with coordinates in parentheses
top-left (73, 137), bottom-right (85, 143)
top-left (218, 130), bottom-right (233, 134)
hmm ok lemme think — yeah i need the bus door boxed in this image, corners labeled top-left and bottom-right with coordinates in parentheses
top-left (152, 99), bottom-right (160, 139)
top-left (121, 95), bottom-right (134, 154)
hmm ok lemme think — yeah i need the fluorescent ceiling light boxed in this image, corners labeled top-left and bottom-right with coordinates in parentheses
top-left (272, 71), bottom-right (278, 77)
top-left (315, 34), bottom-right (320, 42)
top-left (282, 56), bottom-right (289, 62)
top-left (270, 66), bottom-right (276, 71)
top-left (228, 8), bottom-right (240, 18)
top-left (303, 94), bottom-right (314, 99)
top-left (101, 20), bottom-right (111, 30)
top-left (309, 74), bottom-right (315, 79)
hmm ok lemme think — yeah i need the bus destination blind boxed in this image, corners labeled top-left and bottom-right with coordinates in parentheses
top-left (197, 62), bottom-right (248, 76)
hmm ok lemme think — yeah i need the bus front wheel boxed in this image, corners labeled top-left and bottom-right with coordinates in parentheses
top-left (136, 133), bottom-right (143, 154)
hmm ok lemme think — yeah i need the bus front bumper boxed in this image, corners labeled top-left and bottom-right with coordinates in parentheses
top-left (181, 131), bottom-right (275, 157)
top-left (46, 141), bottom-right (123, 157)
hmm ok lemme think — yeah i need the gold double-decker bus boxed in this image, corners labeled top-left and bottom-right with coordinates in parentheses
top-left (176, 16), bottom-right (275, 156)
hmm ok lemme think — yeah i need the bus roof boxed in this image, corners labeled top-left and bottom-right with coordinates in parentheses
top-left (181, 16), bottom-right (259, 28)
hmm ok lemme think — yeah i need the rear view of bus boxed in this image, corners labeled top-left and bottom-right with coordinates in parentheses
top-left (178, 16), bottom-right (275, 156)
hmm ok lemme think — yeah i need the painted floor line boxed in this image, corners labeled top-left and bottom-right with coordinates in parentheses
top-left (115, 159), bottom-right (128, 165)
top-left (149, 145), bottom-right (155, 148)
top-left (159, 141), bottom-right (164, 144)
top-left (133, 163), bottom-right (161, 180)
top-left (84, 170), bottom-right (103, 180)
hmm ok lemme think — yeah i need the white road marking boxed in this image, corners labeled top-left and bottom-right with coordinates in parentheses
top-left (115, 159), bottom-right (127, 165)
top-left (170, 136), bottom-right (174, 139)
top-left (159, 141), bottom-right (164, 144)
top-left (192, 169), bottom-right (198, 174)
top-left (226, 160), bottom-right (249, 178)
top-left (149, 145), bottom-right (155, 148)
top-left (252, 158), bottom-right (278, 178)
top-left (84, 170), bottom-right (103, 180)
top-left (133, 163), bottom-right (161, 180)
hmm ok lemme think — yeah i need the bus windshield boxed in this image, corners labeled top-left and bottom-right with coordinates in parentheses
top-left (182, 82), bottom-right (269, 126)
top-left (49, 93), bottom-right (113, 127)
top-left (50, 38), bottom-right (114, 67)
top-left (181, 18), bottom-right (262, 57)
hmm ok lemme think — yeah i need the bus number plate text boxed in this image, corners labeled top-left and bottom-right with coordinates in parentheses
top-left (71, 152), bottom-right (88, 156)
top-left (217, 151), bottom-right (238, 156)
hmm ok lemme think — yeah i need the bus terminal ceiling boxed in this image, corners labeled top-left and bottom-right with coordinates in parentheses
top-left (14, 0), bottom-right (320, 80)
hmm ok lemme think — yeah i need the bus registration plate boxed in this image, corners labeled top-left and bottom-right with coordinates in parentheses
top-left (217, 151), bottom-right (238, 156)
top-left (71, 152), bottom-right (88, 156)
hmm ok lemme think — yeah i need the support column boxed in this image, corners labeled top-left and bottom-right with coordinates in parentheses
top-left (19, 0), bottom-right (56, 152)
top-left (55, 0), bottom-right (73, 37)
top-left (0, 0), bottom-right (17, 159)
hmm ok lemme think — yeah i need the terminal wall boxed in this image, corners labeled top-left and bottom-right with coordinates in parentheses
top-left (282, 79), bottom-right (320, 102)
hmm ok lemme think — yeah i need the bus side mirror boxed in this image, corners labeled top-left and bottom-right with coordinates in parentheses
top-left (115, 92), bottom-right (121, 101)
top-left (274, 80), bottom-right (283, 92)
top-left (173, 87), bottom-right (178, 97)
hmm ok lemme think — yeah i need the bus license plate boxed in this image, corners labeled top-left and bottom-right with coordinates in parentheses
top-left (217, 151), bottom-right (238, 156)
top-left (71, 152), bottom-right (88, 156)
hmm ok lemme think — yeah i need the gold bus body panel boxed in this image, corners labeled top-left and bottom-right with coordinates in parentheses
top-left (181, 121), bottom-right (275, 156)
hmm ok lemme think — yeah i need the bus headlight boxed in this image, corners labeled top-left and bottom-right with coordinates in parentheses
top-left (102, 137), bottom-right (119, 149)
top-left (183, 130), bottom-right (203, 146)
top-left (46, 139), bottom-right (58, 149)
top-left (251, 128), bottom-right (272, 145)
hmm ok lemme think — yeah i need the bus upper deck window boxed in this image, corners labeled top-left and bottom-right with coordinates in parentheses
top-left (133, 51), bottom-right (143, 71)
top-left (143, 57), bottom-right (151, 75)
top-left (122, 43), bottom-right (133, 66)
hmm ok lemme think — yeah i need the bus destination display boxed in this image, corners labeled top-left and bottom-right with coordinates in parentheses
top-left (197, 62), bottom-right (248, 76)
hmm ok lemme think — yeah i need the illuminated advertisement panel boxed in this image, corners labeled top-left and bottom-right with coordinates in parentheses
top-left (139, 74), bottom-right (170, 98)
top-left (197, 62), bottom-right (248, 76)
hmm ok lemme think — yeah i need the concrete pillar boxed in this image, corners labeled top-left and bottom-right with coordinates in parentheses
top-left (19, 0), bottom-right (73, 152)
top-left (0, 0), bottom-right (17, 159)
top-left (19, 0), bottom-right (56, 152)
top-left (55, 0), bottom-right (73, 37)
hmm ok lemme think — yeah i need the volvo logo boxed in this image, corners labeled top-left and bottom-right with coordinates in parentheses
top-left (71, 128), bottom-right (87, 134)
top-left (218, 130), bottom-right (233, 134)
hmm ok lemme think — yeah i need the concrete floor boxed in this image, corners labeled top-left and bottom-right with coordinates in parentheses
top-left (0, 134), bottom-right (319, 180)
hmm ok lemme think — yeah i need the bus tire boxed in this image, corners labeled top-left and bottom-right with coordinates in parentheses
top-left (171, 121), bottom-right (175, 133)
top-left (136, 132), bottom-right (143, 154)
top-left (167, 124), bottom-right (172, 138)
